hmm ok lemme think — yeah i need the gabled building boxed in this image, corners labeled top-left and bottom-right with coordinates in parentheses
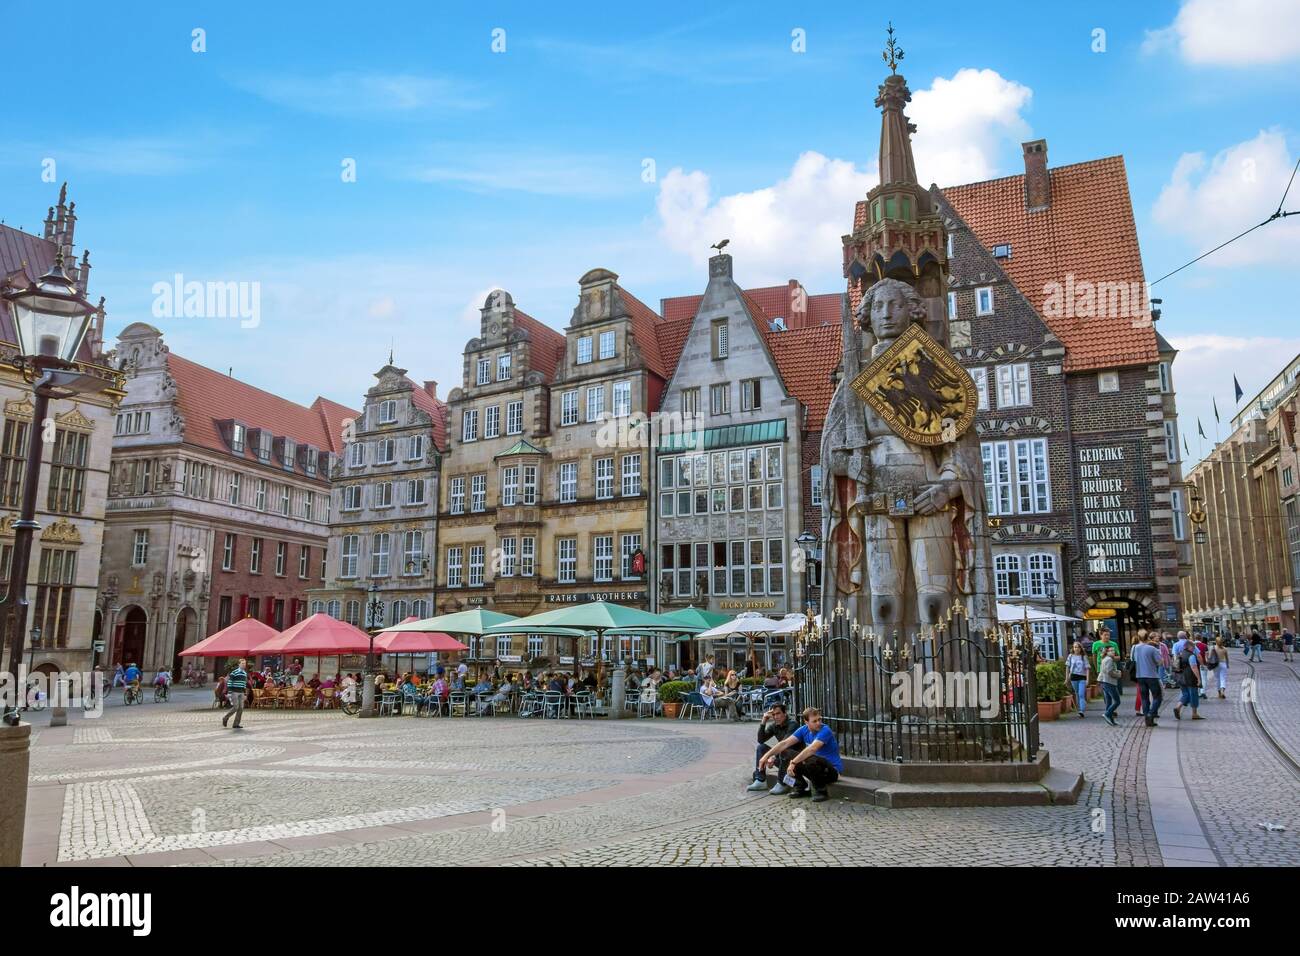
top-left (935, 141), bottom-right (1189, 653)
top-left (99, 324), bottom-right (356, 674)
top-left (311, 364), bottom-right (446, 630)
top-left (0, 185), bottom-right (123, 677)
top-left (652, 254), bottom-right (809, 672)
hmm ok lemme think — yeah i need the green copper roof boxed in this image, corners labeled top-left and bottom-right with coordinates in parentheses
top-left (657, 418), bottom-right (786, 453)
top-left (494, 438), bottom-right (549, 459)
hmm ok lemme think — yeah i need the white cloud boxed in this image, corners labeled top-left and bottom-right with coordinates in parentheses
top-left (654, 68), bottom-right (1033, 284)
top-left (1143, 0), bottom-right (1300, 65)
top-left (909, 68), bottom-right (1033, 187)
top-left (1168, 333), bottom-right (1300, 465)
top-left (232, 72), bottom-right (484, 116)
top-left (1152, 129), bottom-right (1299, 267)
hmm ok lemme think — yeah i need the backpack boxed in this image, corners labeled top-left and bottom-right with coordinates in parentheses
top-left (1206, 647), bottom-right (1219, 669)
top-left (1170, 649), bottom-right (1184, 673)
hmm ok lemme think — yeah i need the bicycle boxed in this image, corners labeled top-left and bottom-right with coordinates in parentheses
top-left (339, 682), bottom-right (361, 716)
top-left (153, 682), bottom-right (170, 703)
top-left (123, 682), bottom-right (144, 705)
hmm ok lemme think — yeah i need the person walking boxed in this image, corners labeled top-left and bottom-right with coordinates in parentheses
top-left (1132, 631), bottom-right (1163, 727)
top-left (1248, 628), bottom-right (1264, 662)
top-left (1065, 642), bottom-right (1090, 718)
top-left (1133, 628), bottom-right (1149, 716)
top-left (1092, 625), bottom-right (1118, 674)
top-left (222, 658), bottom-right (249, 729)
top-left (1098, 647), bottom-right (1122, 726)
top-left (1210, 636), bottom-right (1229, 699)
top-left (1171, 633), bottom-right (1204, 721)
top-left (1283, 629), bottom-right (1295, 663)
top-left (1193, 632), bottom-right (1210, 701)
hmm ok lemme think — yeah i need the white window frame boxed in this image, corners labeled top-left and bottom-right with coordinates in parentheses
top-left (484, 405), bottom-right (500, 439)
top-left (406, 478), bottom-right (426, 506)
top-left (506, 401), bottom-right (523, 435)
top-left (520, 536), bottom-right (536, 577)
top-left (447, 546), bottom-right (463, 588)
top-left (994, 553), bottom-right (1022, 598)
top-left (971, 367), bottom-right (989, 410)
top-left (810, 465), bottom-right (823, 508)
top-left (501, 465), bottom-right (519, 506)
top-left (371, 533), bottom-right (390, 577)
top-left (375, 481), bottom-right (394, 509)
top-left (340, 535), bottom-right (359, 578)
top-left (476, 358), bottom-right (491, 385)
top-left (1165, 420), bottom-right (1179, 462)
top-left (1026, 552), bottom-right (1056, 598)
top-left (462, 409), bottom-right (479, 443)
top-left (469, 546), bottom-right (485, 587)
top-left (343, 483), bottom-right (363, 511)
top-left (598, 330), bottom-right (616, 360)
top-left (408, 435), bottom-right (425, 461)
top-left (378, 399), bottom-right (397, 424)
top-left (612, 380), bottom-right (631, 417)
top-left (1099, 370), bottom-right (1120, 393)
top-left (557, 538), bottom-right (577, 583)
top-left (250, 538), bottom-right (263, 574)
top-left (499, 536), bottom-right (517, 577)
top-left (577, 336), bottom-right (593, 365)
top-left (497, 353), bottom-right (512, 381)
top-left (976, 286), bottom-right (994, 316)
top-left (620, 534), bottom-right (642, 580)
top-left (470, 474), bottom-right (486, 513)
top-left (586, 385), bottom-right (605, 422)
top-left (594, 535), bottom-right (614, 582)
top-left (621, 454), bottom-right (642, 497)
top-left (595, 457), bottom-right (614, 500)
top-left (559, 462), bottom-right (578, 503)
top-left (523, 465), bottom-right (538, 505)
top-left (449, 476), bottom-right (465, 515)
top-left (348, 441), bottom-right (365, 468)
top-left (222, 533), bottom-right (235, 571)
top-left (1158, 362), bottom-right (1171, 394)
top-left (948, 291), bottom-right (957, 318)
top-left (561, 390), bottom-right (578, 426)
top-left (1170, 488), bottom-right (1186, 541)
top-left (996, 363), bottom-right (1031, 408)
top-left (132, 529), bottom-right (149, 566)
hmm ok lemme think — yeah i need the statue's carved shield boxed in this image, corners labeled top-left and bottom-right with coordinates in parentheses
top-left (849, 324), bottom-right (977, 446)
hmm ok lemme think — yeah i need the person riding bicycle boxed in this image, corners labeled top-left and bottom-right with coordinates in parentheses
top-left (124, 662), bottom-right (142, 699)
top-left (112, 663), bottom-right (126, 688)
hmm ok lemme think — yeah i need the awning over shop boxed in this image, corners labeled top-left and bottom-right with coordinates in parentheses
top-left (657, 418), bottom-right (786, 453)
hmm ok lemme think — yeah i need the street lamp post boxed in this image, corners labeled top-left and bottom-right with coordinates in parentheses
top-left (1044, 574), bottom-right (1060, 658)
top-left (1, 253), bottom-right (100, 727)
top-left (359, 583), bottom-right (383, 718)
top-left (796, 530), bottom-right (820, 614)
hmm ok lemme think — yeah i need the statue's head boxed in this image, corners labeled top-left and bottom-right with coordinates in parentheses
top-left (858, 277), bottom-right (926, 341)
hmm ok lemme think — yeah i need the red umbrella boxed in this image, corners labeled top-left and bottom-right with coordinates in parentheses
top-left (179, 617), bottom-right (278, 657)
top-left (251, 613), bottom-right (375, 656)
top-left (373, 631), bottom-right (468, 654)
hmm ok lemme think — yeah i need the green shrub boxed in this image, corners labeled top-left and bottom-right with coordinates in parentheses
top-left (1035, 661), bottom-right (1067, 702)
top-left (739, 676), bottom-right (762, 687)
top-left (657, 680), bottom-right (692, 703)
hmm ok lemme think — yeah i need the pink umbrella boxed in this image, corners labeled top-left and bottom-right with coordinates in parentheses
top-left (179, 618), bottom-right (278, 657)
top-left (373, 631), bottom-right (469, 654)
top-left (251, 613), bottom-right (375, 656)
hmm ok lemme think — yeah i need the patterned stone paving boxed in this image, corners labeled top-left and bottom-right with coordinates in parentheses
top-left (19, 661), bottom-right (1300, 867)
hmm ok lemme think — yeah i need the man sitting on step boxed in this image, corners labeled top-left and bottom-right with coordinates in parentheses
top-left (747, 702), bottom-right (795, 794)
top-left (756, 707), bottom-right (844, 803)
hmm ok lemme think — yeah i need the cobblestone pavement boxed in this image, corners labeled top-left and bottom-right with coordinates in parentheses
top-left (20, 660), bottom-right (1300, 866)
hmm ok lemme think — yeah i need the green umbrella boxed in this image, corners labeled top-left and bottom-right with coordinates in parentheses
top-left (485, 601), bottom-right (678, 674)
top-left (380, 608), bottom-right (517, 636)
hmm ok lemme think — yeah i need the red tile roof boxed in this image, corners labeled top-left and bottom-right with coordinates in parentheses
top-left (765, 325), bottom-right (843, 431)
top-left (403, 378), bottom-right (449, 451)
top-left (617, 285), bottom-right (669, 379)
top-left (512, 309), bottom-right (566, 382)
top-left (661, 281), bottom-right (840, 330)
top-left (655, 316), bottom-right (695, 376)
top-left (166, 352), bottom-right (359, 470)
top-left (936, 155), bottom-right (1157, 372)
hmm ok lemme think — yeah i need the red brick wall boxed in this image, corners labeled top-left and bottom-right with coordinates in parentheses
top-left (208, 529), bottom-right (326, 634)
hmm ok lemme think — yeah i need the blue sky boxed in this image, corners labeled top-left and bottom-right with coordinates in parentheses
top-left (2, 0), bottom-right (1297, 464)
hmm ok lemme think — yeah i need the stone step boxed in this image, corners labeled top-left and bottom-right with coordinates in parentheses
top-left (830, 767), bottom-right (1083, 808)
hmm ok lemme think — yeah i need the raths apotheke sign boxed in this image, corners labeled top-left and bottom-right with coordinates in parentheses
top-left (1075, 439), bottom-right (1153, 581)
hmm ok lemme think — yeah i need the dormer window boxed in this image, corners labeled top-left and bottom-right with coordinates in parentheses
top-left (256, 430), bottom-right (273, 463)
top-left (231, 423), bottom-right (246, 453)
top-left (302, 445), bottom-right (318, 476)
top-left (992, 244), bottom-right (1012, 260)
top-left (378, 399), bottom-right (398, 424)
top-left (280, 438), bottom-right (296, 469)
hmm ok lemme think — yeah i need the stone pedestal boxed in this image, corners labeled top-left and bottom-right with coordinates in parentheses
top-left (608, 664), bottom-right (626, 719)
top-left (49, 707), bottom-right (67, 728)
top-left (0, 723), bottom-right (31, 867)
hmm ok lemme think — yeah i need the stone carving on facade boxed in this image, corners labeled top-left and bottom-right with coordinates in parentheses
top-left (54, 403), bottom-right (95, 431)
top-left (3, 398), bottom-right (34, 422)
top-left (40, 519), bottom-right (83, 545)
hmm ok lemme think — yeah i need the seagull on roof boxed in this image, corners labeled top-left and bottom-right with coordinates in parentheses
top-left (711, 239), bottom-right (730, 252)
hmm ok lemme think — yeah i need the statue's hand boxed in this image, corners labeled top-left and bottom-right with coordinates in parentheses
top-left (914, 481), bottom-right (957, 515)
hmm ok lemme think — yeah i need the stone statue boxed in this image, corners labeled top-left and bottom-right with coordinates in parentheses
top-left (821, 277), bottom-right (992, 633)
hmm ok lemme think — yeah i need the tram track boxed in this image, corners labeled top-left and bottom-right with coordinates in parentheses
top-left (1243, 659), bottom-right (1300, 781)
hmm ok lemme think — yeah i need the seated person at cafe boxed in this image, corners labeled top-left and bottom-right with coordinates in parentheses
top-left (307, 674), bottom-right (321, 690)
top-left (547, 673), bottom-right (567, 694)
top-left (522, 671), bottom-right (534, 692)
top-left (431, 674), bottom-right (449, 700)
top-left (450, 671), bottom-right (466, 692)
top-left (480, 677), bottom-right (514, 713)
top-left (747, 702), bottom-right (796, 793)
top-left (472, 675), bottom-right (493, 696)
top-left (581, 671), bottom-right (598, 690)
top-left (756, 707), bottom-right (843, 803)
top-left (700, 677), bottom-right (739, 720)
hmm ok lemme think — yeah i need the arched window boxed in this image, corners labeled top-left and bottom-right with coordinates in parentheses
top-left (994, 554), bottom-right (1022, 598)
top-left (310, 601), bottom-right (324, 615)
top-left (411, 599), bottom-right (430, 619)
top-left (346, 600), bottom-right (361, 627)
top-left (390, 600), bottom-right (408, 626)
top-left (327, 599), bottom-right (341, 620)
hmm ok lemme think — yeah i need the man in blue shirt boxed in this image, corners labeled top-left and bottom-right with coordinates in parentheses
top-left (756, 707), bottom-right (843, 802)
top-left (1131, 632), bottom-right (1163, 727)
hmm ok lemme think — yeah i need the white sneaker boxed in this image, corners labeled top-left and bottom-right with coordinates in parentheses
top-left (769, 783), bottom-right (790, 796)
top-left (746, 780), bottom-right (768, 792)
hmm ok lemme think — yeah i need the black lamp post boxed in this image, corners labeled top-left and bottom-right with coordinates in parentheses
top-left (796, 530), bottom-right (820, 612)
top-left (1, 253), bottom-right (99, 726)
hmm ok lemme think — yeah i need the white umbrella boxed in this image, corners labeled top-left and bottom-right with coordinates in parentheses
top-left (695, 611), bottom-right (784, 639)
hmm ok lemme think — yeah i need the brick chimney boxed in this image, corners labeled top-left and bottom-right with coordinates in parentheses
top-left (423, 380), bottom-right (438, 401)
top-left (1023, 140), bottom-right (1049, 211)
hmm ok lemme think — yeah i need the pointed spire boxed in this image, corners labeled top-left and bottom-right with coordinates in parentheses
top-left (875, 24), bottom-right (918, 187)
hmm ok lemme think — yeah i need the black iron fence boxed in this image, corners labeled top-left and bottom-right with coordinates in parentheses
top-left (793, 605), bottom-right (1039, 763)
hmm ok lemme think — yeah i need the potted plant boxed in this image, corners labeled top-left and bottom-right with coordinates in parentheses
top-left (657, 680), bottom-right (691, 718)
top-left (1035, 661), bottom-right (1067, 721)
